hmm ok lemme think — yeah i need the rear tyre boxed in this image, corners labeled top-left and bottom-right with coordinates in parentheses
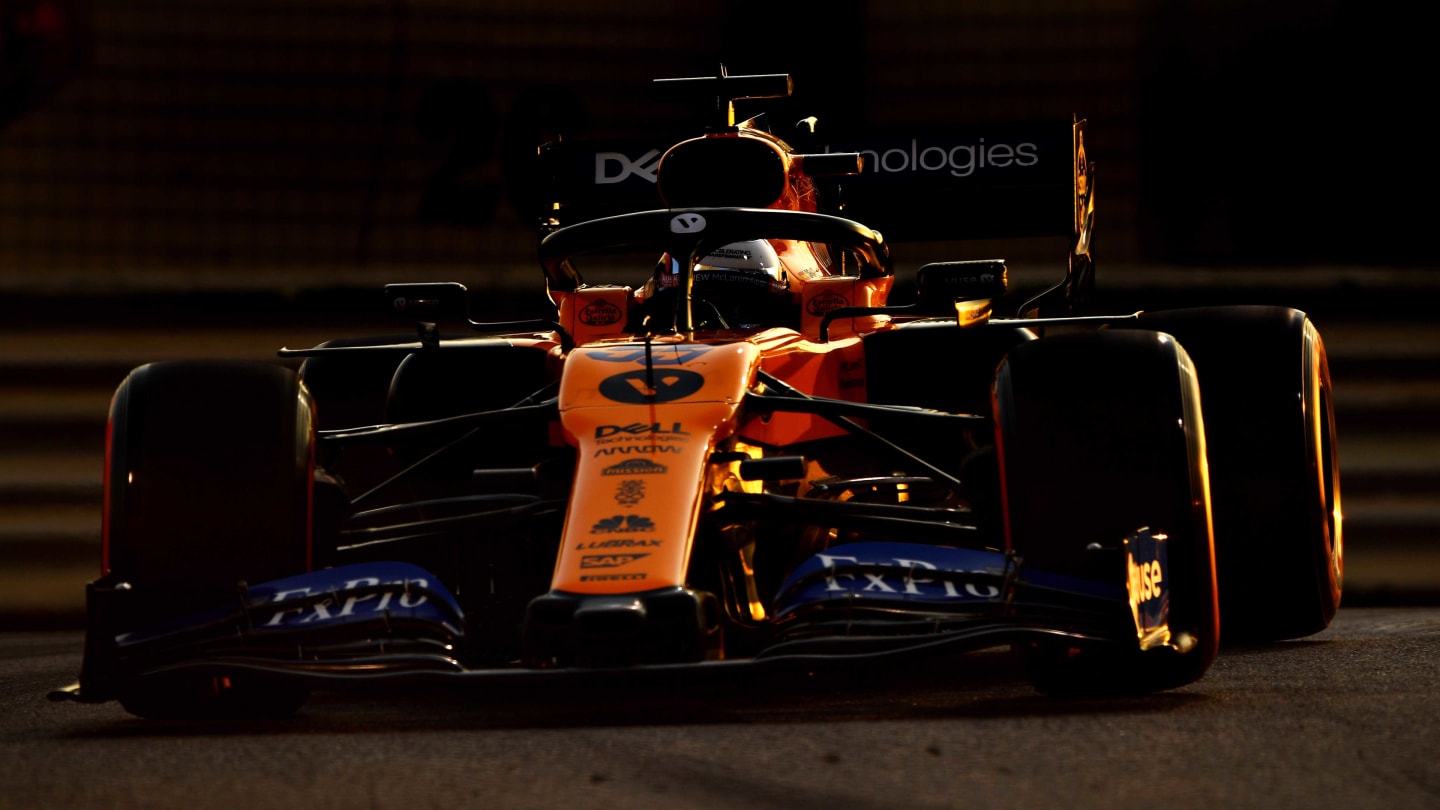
top-left (298, 334), bottom-right (414, 431)
top-left (105, 361), bottom-right (315, 718)
top-left (1129, 307), bottom-right (1342, 641)
top-left (298, 334), bottom-right (415, 513)
top-left (995, 331), bottom-right (1219, 695)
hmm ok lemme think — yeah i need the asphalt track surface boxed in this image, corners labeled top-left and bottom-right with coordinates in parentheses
top-left (2, 607), bottom-right (1437, 809)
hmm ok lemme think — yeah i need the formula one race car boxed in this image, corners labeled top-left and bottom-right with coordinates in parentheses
top-left (53, 71), bottom-right (1342, 719)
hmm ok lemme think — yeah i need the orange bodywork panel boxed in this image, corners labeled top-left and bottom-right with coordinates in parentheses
top-left (555, 285), bottom-right (634, 345)
top-left (553, 339), bottom-right (761, 594)
top-left (739, 328), bottom-right (869, 446)
top-left (799, 275), bottom-right (893, 341)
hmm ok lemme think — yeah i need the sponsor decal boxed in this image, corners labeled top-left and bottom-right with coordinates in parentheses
top-left (592, 514), bottom-right (657, 534)
top-left (603, 459), bottom-right (668, 476)
top-left (595, 149), bottom-right (661, 184)
top-left (614, 479), bottom-right (646, 506)
top-left (576, 538), bottom-right (662, 549)
top-left (580, 573), bottom-right (648, 582)
top-left (1130, 559), bottom-right (1164, 603)
top-left (670, 213), bottom-right (706, 233)
top-left (598, 369), bottom-right (705, 404)
top-left (579, 300), bottom-right (624, 327)
top-left (595, 422), bottom-right (690, 440)
top-left (806, 290), bottom-right (849, 316)
top-left (846, 138), bottom-right (1039, 178)
top-left (595, 444), bottom-right (683, 457)
top-left (695, 268), bottom-right (777, 290)
top-left (262, 576), bottom-right (431, 628)
top-left (581, 553), bottom-right (650, 569)
top-left (773, 546), bottom-right (1021, 617)
top-left (592, 344), bottom-right (714, 365)
top-left (1125, 528), bottom-right (1171, 649)
top-left (114, 563), bottom-right (465, 646)
top-left (708, 247), bottom-right (752, 261)
top-left (811, 552), bottom-right (1002, 599)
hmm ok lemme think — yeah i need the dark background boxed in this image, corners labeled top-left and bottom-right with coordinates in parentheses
top-left (2, 0), bottom-right (1434, 301)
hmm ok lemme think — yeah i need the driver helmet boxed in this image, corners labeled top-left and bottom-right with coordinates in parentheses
top-left (655, 240), bottom-right (789, 328)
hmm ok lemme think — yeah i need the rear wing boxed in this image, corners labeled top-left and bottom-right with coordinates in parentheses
top-left (533, 118), bottom-right (1092, 246)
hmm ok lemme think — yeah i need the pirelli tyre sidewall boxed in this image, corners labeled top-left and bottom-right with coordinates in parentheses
top-left (104, 360), bottom-right (315, 718)
top-left (995, 330), bottom-right (1220, 695)
top-left (1130, 307), bottom-right (1342, 641)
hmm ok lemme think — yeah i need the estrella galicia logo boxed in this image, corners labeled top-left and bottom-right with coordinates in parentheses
top-left (806, 290), bottom-right (849, 316)
top-left (592, 344), bottom-right (714, 365)
top-left (670, 213), bottom-right (706, 233)
top-left (603, 459), bottom-right (667, 476)
top-left (595, 149), bottom-right (661, 185)
top-left (580, 300), bottom-right (623, 326)
top-left (599, 369), bottom-right (705, 403)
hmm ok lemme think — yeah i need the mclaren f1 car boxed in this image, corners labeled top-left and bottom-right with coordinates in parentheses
top-left (52, 71), bottom-right (1342, 719)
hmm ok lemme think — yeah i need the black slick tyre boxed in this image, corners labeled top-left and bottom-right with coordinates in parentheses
top-left (995, 330), bottom-right (1220, 694)
top-left (104, 360), bottom-right (315, 718)
top-left (1128, 307), bottom-right (1342, 641)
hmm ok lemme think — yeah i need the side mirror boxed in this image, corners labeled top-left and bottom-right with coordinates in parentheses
top-left (914, 260), bottom-right (1007, 315)
top-left (384, 282), bottom-right (470, 321)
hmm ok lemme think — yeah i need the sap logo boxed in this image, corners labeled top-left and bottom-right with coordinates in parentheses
top-left (595, 149), bottom-right (661, 184)
top-left (603, 459), bottom-right (668, 476)
top-left (576, 538), bottom-right (662, 550)
top-left (592, 514), bottom-right (657, 534)
top-left (816, 554), bottom-right (1000, 599)
top-left (261, 577), bottom-right (429, 627)
top-left (670, 213), bottom-right (707, 233)
top-left (851, 139), bottom-right (1039, 178)
top-left (1129, 558), bottom-right (1165, 603)
top-left (580, 553), bottom-right (649, 569)
top-left (595, 444), bottom-right (683, 457)
top-left (596, 422), bottom-right (690, 439)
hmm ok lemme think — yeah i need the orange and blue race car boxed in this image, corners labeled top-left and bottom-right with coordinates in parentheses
top-left (51, 71), bottom-right (1343, 719)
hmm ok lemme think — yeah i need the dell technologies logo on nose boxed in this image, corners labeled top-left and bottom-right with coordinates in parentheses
top-left (595, 149), bottom-right (661, 184)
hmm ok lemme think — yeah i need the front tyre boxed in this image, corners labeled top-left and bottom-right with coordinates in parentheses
top-left (1130, 307), bottom-right (1342, 641)
top-left (103, 361), bottom-right (315, 718)
top-left (995, 331), bottom-right (1219, 694)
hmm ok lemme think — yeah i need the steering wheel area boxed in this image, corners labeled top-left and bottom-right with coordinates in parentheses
top-left (538, 207), bottom-right (892, 334)
top-left (539, 207), bottom-right (891, 290)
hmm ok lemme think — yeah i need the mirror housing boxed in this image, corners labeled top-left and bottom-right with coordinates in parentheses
top-left (384, 282), bottom-right (470, 321)
top-left (914, 260), bottom-right (1007, 315)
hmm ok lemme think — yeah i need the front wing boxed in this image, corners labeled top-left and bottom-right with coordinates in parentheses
top-left (52, 532), bottom-right (1174, 704)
